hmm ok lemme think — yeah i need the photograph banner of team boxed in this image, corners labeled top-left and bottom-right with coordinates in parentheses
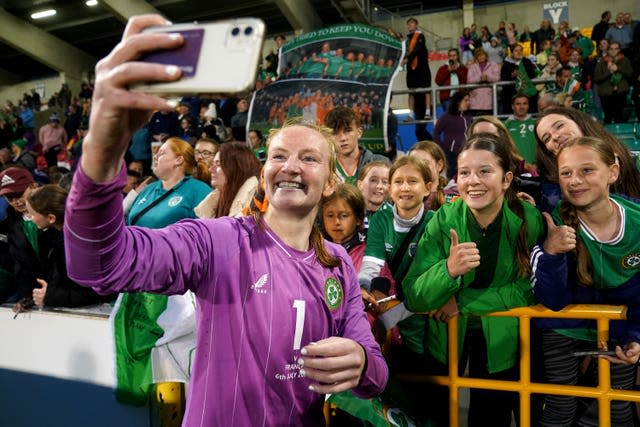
top-left (249, 23), bottom-right (404, 153)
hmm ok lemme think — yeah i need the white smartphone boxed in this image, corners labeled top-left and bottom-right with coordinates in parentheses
top-left (132, 18), bottom-right (265, 94)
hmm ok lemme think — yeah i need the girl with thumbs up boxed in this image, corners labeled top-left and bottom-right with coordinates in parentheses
top-left (403, 132), bottom-right (544, 426)
top-left (530, 136), bottom-right (640, 427)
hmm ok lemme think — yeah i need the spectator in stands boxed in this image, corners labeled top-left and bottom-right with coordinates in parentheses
top-left (519, 25), bottom-right (533, 43)
top-left (358, 155), bottom-right (433, 424)
top-left (199, 102), bottom-right (228, 142)
top-left (38, 113), bottom-right (67, 168)
top-left (460, 27), bottom-right (475, 64)
top-left (485, 36), bottom-right (505, 65)
top-left (0, 147), bottom-right (12, 168)
top-left (10, 139), bottom-right (35, 171)
top-left (195, 142), bottom-right (260, 218)
top-left (479, 25), bottom-right (492, 48)
top-left (325, 106), bottom-right (389, 186)
top-left (78, 81), bottom-right (93, 103)
top-left (30, 89), bottom-right (40, 112)
top-left (230, 98), bottom-right (249, 142)
top-left (574, 29), bottom-right (594, 61)
top-left (591, 11), bottom-right (612, 44)
top-left (265, 34), bottom-right (286, 76)
top-left (193, 137), bottom-right (218, 172)
top-left (466, 47), bottom-right (500, 116)
top-left (534, 107), bottom-right (640, 213)
top-left (505, 22), bottom-right (518, 47)
top-left (494, 21), bottom-right (508, 47)
top-left (64, 103), bottom-right (82, 140)
top-left (320, 184), bottom-right (370, 279)
top-left (26, 184), bottom-right (112, 309)
top-left (0, 167), bottom-right (39, 309)
top-left (247, 129), bottom-right (266, 162)
top-left (176, 101), bottom-right (192, 122)
top-left (432, 89), bottom-right (472, 179)
top-left (148, 109), bottom-right (180, 142)
top-left (558, 31), bottom-right (579, 64)
top-left (532, 19), bottom-right (555, 55)
top-left (467, 116), bottom-right (530, 178)
top-left (435, 48), bottom-right (468, 112)
top-left (403, 17), bottom-right (432, 121)
top-left (537, 52), bottom-right (562, 93)
top-left (605, 13), bottom-right (634, 56)
top-left (531, 136), bottom-right (640, 427)
top-left (19, 103), bottom-right (34, 133)
top-left (355, 160), bottom-right (390, 227)
top-left (504, 94), bottom-right (538, 166)
top-left (552, 66), bottom-right (581, 101)
top-left (408, 141), bottom-right (448, 211)
top-left (535, 39), bottom-right (553, 67)
top-left (500, 44), bottom-right (539, 114)
top-left (594, 41), bottom-right (633, 124)
top-left (403, 132), bottom-right (543, 427)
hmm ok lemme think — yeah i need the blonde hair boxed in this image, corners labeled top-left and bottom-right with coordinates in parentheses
top-left (257, 118), bottom-right (340, 268)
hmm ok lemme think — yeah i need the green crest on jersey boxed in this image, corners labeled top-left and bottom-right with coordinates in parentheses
top-left (324, 277), bottom-right (343, 310)
top-left (622, 252), bottom-right (640, 269)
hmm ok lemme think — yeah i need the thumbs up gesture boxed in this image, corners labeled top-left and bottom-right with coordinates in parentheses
top-left (542, 212), bottom-right (576, 255)
top-left (446, 229), bottom-right (480, 278)
top-left (32, 278), bottom-right (48, 307)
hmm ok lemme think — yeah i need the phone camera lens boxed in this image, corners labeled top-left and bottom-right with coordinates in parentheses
top-left (231, 27), bottom-right (240, 36)
top-left (244, 26), bottom-right (253, 36)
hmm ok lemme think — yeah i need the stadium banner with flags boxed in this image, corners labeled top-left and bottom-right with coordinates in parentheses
top-left (249, 23), bottom-right (404, 153)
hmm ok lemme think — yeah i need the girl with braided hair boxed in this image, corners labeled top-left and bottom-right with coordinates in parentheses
top-left (530, 136), bottom-right (640, 427)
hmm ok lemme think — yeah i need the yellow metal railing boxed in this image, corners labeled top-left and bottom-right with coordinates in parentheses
top-left (398, 304), bottom-right (640, 427)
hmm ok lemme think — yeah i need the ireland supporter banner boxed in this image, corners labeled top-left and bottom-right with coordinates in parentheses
top-left (249, 23), bottom-right (404, 153)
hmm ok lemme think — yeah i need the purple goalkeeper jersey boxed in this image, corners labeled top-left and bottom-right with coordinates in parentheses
top-left (64, 165), bottom-right (388, 427)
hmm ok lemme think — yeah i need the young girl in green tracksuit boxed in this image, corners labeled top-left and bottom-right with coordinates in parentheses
top-left (403, 133), bottom-right (544, 427)
top-left (357, 155), bottom-right (434, 423)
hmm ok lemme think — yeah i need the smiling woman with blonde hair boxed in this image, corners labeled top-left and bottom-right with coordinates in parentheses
top-left (63, 19), bottom-right (388, 422)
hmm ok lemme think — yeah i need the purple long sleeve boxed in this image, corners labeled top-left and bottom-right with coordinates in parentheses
top-left (64, 164), bottom-right (388, 426)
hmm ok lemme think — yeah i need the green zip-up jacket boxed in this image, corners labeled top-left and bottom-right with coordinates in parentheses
top-left (403, 198), bottom-right (543, 373)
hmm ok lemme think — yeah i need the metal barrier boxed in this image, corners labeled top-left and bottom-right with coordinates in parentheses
top-left (392, 78), bottom-right (555, 125)
top-left (397, 304), bottom-right (640, 427)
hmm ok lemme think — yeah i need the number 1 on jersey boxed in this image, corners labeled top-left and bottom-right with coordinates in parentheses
top-left (292, 299), bottom-right (306, 350)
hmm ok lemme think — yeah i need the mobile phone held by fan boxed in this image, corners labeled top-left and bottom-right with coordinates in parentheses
top-left (133, 18), bottom-right (265, 94)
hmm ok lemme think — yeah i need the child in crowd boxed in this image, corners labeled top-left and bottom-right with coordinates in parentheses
top-left (408, 140), bottom-right (448, 209)
top-left (26, 185), bottom-right (111, 308)
top-left (356, 160), bottom-right (390, 228)
top-left (531, 136), bottom-right (640, 427)
top-left (358, 155), bottom-right (433, 423)
top-left (325, 106), bottom-right (388, 186)
top-left (403, 133), bottom-right (544, 426)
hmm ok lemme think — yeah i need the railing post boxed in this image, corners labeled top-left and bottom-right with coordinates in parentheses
top-left (519, 315), bottom-right (531, 427)
top-left (597, 317), bottom-right (612, 427)
top-left (448, 316), bottom-right (459, 427)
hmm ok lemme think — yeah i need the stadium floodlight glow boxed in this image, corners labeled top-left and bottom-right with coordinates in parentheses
top-left (86, 0), bottom-right (98, 6)
top-left (31, 9), bottom-right (56, 19)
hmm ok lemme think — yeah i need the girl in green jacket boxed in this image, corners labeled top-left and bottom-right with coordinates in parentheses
top-left (404, 133), bottom-right (544, 427)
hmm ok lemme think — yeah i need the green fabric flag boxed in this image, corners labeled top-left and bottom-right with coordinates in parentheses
top-left (112, 292), bottom-right (168, 405)
top-left (328, 391), bottom-right (418, 427)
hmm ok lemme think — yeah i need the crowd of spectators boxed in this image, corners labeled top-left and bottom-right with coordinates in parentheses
top-left (402, 10), bottom-right (640, 126)
top-left (1, 9), bottom-right (640, 427)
